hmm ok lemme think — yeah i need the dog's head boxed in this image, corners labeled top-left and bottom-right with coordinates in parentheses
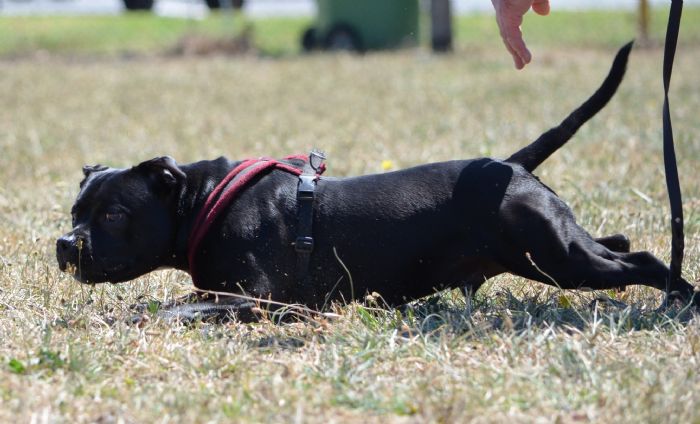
top-left (56, 157), bottom-right (186, 284)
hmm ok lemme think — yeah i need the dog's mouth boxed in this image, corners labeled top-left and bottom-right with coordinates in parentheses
top-left (60, 259), bottom-right (134, 284)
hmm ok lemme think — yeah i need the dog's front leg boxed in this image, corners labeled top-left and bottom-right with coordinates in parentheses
top-left (131, 292), bottom-right (260, 324)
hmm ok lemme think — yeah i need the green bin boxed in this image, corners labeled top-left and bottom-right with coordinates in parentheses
top-left (302, 0), bottom-right (419, 52)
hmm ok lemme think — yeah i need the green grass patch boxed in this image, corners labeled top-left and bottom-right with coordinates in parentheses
top-left (0, 8), bottom-right (699, 56)
top-left (0, 13), bottom-right (311, 56)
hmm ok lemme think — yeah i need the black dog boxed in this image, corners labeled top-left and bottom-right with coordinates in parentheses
top-left (56, 42), bottom-right (696, 321)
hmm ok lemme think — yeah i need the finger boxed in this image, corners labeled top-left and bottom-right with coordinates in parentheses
top-left (501, 32), bottom-right (525, 69)
top-left (531, 0), bottom-right (550, 16)
top-left (506, 33), bottom-right (531, 67)
top-left (502, 19), bottom-right (531, 67)
top-left (504, 38), bottom-right (525, 69)
top-left (495, 14), bottom-right (524, 68)
top-left (493, 2), bottom-right (528, 69)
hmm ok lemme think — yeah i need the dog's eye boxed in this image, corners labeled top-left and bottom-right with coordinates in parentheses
top-left (104, 212), bottom-right (124, 223)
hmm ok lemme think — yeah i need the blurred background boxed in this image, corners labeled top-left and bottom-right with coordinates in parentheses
top-left (1, 0), bottom-right (697, 16)
top-left (2, 0), bottom-right (699, 57)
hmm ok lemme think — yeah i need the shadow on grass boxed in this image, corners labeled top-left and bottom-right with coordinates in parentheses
top-left (396, 288), bottom-right (696, 338)
top-left (60, 284), bottom-right (698, 354)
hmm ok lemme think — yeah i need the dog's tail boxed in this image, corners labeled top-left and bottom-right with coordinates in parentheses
top-left (506, 41), bottom-right (634, 173)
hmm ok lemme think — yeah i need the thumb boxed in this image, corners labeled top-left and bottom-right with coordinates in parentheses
top-left (531, 0), bottom-right (550, 16)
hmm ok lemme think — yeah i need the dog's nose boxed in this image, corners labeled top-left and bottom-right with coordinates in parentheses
top-left (56, 234), bottom-right (76, 271)
top-left (56, 234), bottom-right (75, 253)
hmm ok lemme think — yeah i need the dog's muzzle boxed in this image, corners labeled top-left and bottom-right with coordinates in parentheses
top-left (56, 233), bottom-right (81, 272)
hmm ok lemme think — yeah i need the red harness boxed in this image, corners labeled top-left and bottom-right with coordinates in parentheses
top-left (186, 154), bottom-right (325, 287)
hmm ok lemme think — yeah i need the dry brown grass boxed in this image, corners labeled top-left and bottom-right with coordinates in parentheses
top-left (1, 43), bottom-right (700, 422)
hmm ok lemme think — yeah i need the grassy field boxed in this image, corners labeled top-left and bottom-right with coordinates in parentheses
top-left (2, 9), bottom-right (700, 423)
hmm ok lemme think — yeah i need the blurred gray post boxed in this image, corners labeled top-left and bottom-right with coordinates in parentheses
top-left (220, 0), bottom-right (235, 33)
top-left (431, 0), bottom-right (453, 52)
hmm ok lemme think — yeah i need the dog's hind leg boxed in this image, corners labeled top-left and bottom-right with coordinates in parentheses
top-left (595, 234), bottom-right (632, 291)
top-left (507, 242), bottom-right (696, 305)
top-left (497, 180), bottom-right (695, 303)
top-left (594, 234), bottom-right (630, 252)
top-left (593, 233), bottom-right (632, 291)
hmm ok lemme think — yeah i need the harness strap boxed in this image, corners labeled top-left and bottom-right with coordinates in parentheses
top-left (295, 175), bottom-right (316, 281)
top-left (187, 153), bottom-right (325, 288)
top-left (662, 0), bottom-right (684, 289)
top-left (294, 151), bottom-right (326, 282)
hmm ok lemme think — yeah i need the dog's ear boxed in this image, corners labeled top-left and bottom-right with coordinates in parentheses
top-left (135, 156), bottom-right (186, 190)
top-left (83, 164), bottom-right (107, 178)
top-left (80, 164), bottom-right (108, 188)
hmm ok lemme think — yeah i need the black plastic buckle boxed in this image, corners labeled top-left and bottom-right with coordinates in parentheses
top-left (295, 236), bottom-right (314, 253)
top-left (297, 175), bottom-right (316, 199)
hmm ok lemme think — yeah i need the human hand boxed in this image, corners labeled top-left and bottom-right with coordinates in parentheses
top-left (492, 0), bottom-right (550, 69)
